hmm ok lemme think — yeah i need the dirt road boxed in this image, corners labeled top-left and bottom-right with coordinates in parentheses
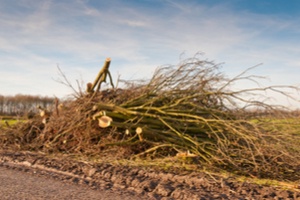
top-left (0, 166), bottom-right (144, 200)
top-left (1, 151), bottom-right (300, 199)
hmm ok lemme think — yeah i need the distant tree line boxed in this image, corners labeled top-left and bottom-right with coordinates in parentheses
top-left (0, 94), bottom-right (56, 117)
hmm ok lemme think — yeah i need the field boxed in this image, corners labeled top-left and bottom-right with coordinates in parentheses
top-left (0, 117), bottom-right (25, 127)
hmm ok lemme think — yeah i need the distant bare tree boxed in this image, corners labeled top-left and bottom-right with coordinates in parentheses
top-left (0, 94), bottom-right (56, 117)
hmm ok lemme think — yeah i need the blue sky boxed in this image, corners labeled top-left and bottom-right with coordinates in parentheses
top-left (0, 0), bottom-right (300, 107)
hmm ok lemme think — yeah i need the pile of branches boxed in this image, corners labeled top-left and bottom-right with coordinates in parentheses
top-left (1, 55), bottom-right (300, 180)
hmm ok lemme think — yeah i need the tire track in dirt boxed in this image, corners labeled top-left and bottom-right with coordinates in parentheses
top-left (1, 150), bottom-right (300, 200)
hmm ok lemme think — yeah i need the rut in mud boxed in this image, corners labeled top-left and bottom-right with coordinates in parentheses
top-left (1, 151), bottom-right (299, 200)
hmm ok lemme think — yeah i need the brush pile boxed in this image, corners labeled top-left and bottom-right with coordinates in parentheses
top-left (1, 55), bottom-right (300, 180)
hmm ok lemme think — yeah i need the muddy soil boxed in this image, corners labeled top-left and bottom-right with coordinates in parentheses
top-left (1, 150), bottom-right (300, 200)
top-left (0, 167), bottom-right (145, 200)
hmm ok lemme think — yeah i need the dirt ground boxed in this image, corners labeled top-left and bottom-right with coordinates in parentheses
top-left (1, 150), bottom-right (300, 199)
top-left (0, 166), bottom-right (145, 200)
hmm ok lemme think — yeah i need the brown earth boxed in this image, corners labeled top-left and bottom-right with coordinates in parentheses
top-left (0, 166), bottom-right (144, 200)
top-left (1, 150), bottom-right (300, 200)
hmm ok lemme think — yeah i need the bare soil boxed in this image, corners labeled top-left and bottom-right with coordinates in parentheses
top-left (0, 166), bottom-right (143, 200)
top-left (1, 150), bottom-right (300, 200)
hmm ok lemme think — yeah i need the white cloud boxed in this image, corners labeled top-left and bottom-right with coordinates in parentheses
top-left (0, 0), bottom-right (299, 106)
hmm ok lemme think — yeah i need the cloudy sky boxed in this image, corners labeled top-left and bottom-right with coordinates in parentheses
top-left (1, 0), bottom-right (300, 106)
